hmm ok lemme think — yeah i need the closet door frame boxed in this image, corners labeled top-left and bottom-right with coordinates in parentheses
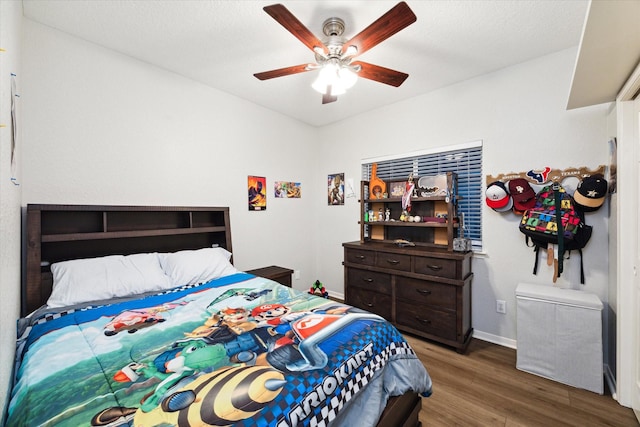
top-left (615, 63), bottom-right (640, 418)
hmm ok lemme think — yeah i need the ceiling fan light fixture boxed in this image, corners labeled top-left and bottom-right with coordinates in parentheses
top-left (329, 83), bottom-right (347, 96)
top-left (313, 46), bottom-right (328, 59)
top-left (312, 61), bottom-right (357, 96)
top-left (338, 66), bottom-right (358, 89)
top-left (342, 45), bottom-right (358, 57)
top-left (312, 63), bottom-right (334, 92)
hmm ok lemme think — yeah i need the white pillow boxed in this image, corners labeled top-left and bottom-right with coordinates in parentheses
top-left (159, 247), bottom-right (238, 286)
top-left (48, 253), bottom-right (174, 308)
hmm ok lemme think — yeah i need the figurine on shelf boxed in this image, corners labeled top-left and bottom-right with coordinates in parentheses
top-left (402, 173), bottom-right (415, 212)
top-left (309, 280), bottom-right (329, 298)
top-left (385, 208), bottom-right (391, 221)
top-left (378, 208), bottom-right (383, 221)
top-left (369, 163), bottom-right (387, 200)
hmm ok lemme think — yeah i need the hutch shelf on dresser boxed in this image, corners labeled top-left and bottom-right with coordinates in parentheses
top-left (360, 172), bottom-right (460, 250)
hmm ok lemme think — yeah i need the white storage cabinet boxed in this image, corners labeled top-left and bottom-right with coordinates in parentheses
top-left (515, 282), bottom-right (603, 394)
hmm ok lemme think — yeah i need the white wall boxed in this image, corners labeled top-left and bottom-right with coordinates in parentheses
top-left (316, 48), bottom-right (611, 345)
top-left (0, 0), bottom-right (22, 415)
top-left (20, 20), bottom-right (321, 286)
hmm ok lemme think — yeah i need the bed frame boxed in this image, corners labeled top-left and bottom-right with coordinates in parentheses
top-left (23, 203), bottom-right (422, 427)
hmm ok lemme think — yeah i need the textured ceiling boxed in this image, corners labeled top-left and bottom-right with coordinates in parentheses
top-left (22, 0), bottom-right (589, 127)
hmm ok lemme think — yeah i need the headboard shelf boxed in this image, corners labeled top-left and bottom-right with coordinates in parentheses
top-left (24, 204), bottom-right (233, 316)
top-left (41, 226), bottom-right (230, 243)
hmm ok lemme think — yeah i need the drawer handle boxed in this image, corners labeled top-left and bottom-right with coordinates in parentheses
top-left (426, 264), bottom-right (442, 271)
top-left (416, 289), bottom-right (432, 295)
top-left (362, 277), bottom-right (374, 283)
top-left (386, 259), bottom-right (400, 265)
top-left (356, 255), bottom-right (366, 260)
top-left (366, 302), bottom-right (374, 308)
top-left (415, 317), bottom-right (431, 325)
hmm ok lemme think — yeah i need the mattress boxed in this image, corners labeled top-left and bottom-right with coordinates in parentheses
top-left (5, 273), bottom-right (432, 427)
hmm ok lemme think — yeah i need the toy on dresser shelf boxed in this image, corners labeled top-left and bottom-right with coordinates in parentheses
top-left (309, 280), bottom-right (329, 298)
top-left (369, 163), bottom-right (387, 199)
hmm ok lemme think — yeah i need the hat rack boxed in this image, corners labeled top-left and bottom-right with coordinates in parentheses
top-left (485, 165), bottom-right (606, 187)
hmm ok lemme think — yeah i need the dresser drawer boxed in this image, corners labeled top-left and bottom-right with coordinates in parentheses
top-left (375, 253), bottom-right (411, 271)
top-left (414, 256), bottom-right (457, 279)
top-left (347, 287), bottom-right (392, 320)
top-left (396, 278), bottom-right (456, 310)
top-left (396, 301), bottom-right (457, 341)
top-left (347, 269), bottom-right (391, 295)
top-left (345, 248), bottom-right (376, 266)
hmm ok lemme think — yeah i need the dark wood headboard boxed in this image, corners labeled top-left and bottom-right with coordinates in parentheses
top-left (23, 204), bottom-right (233, 316)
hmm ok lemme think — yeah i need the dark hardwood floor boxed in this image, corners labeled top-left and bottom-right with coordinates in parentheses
top-left (405, 335), bottom-right (639, 427)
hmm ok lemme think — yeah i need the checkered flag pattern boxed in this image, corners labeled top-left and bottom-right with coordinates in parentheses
top-left (260, 320), bottom-right (418, 427)
top-left (307, 340), bottom-right (416, 427)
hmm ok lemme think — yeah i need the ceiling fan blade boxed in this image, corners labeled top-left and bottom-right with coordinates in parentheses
top-left (254, 64), bottom-right (313, 80)
top-left (352, 61), bottom-right (409, 87)
top-left (322, 89), bottom-right (338, 104)
top-left (342, 2), bottom-right (416, 57)
top-left (263, 4), bottom-right (328, 54)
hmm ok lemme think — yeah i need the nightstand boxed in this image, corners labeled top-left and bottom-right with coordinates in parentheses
top-left (245, 265), bottom-right (294, 287)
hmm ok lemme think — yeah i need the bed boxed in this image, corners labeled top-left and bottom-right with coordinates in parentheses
top-left (5, 204), bottom-right (432, 427)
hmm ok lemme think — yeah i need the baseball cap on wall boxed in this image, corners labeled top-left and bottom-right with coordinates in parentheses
top-left (508, 178), bottom-right (537, 214)
top-left (574, 175), bottom-right (608, 212)
top-left (485, 181), bottom-right (512, 212)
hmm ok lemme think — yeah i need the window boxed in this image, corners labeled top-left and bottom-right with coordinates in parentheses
top-left (362, 141), bottom-right (483, 251)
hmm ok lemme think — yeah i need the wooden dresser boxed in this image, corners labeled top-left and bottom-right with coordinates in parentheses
top-left (343, 241), bottom-right (473, 353)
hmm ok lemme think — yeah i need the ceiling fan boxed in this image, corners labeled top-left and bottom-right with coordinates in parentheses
top-left (254, 2), bottom-right (417, 104)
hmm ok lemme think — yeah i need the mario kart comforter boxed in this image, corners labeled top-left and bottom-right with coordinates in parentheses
top-left (5, 273), bottom-right (432, 427)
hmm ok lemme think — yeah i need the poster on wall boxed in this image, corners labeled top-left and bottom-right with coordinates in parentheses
top-left (274, 181), bottom-right (302, 198)
top-left (248, 176), bottom-right (267, 211)
top-left (328, 173), bottom-right (344, 205)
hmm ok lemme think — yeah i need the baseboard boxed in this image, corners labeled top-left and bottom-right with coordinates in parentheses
top-left (327, 290), bottom-right (345, 302)
top-left (473, 330), bottom-right (517, 349)
top-left (604, 363), bottom-right (617, 400)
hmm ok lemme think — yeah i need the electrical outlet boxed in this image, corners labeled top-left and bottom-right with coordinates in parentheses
top-left (496, 300), bottom-right (506, 314)
top-left (294, 270), bottom-right (300, 280)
